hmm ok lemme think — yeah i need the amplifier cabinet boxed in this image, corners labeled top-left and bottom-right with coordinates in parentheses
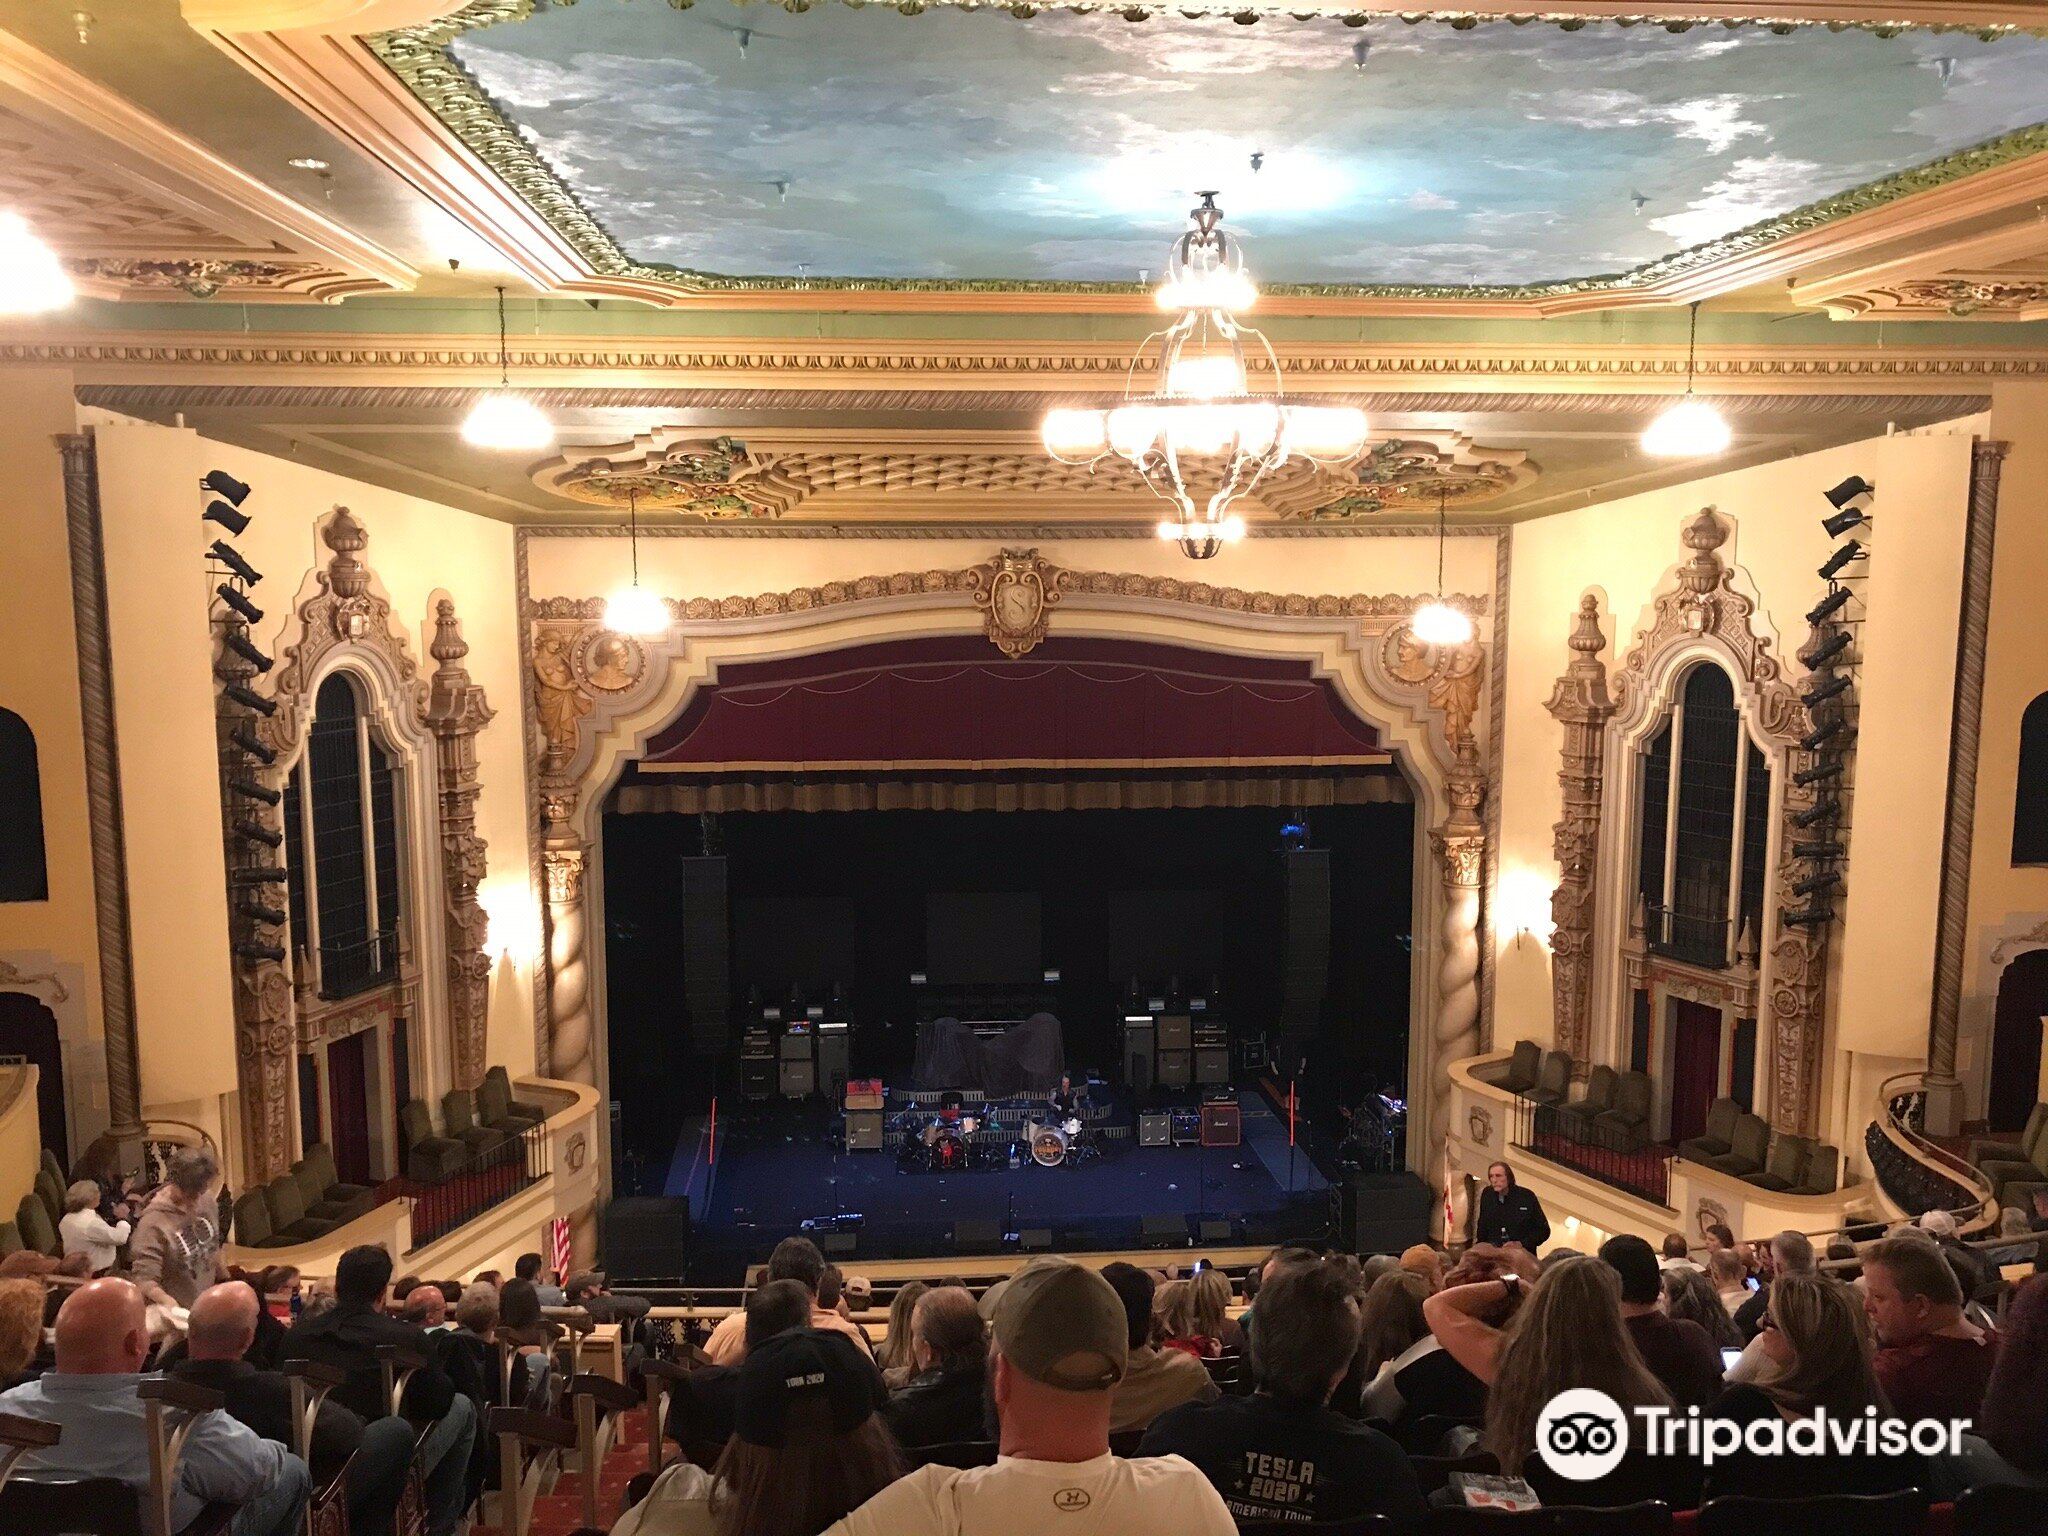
top-left (741, 1055), bottom-right (775, 1098)
top-left (779, 1059), bottom-right (816, 1097)
top-left (1157, 1048), bottom-right (1192, 1087)
top-left (844, 1108), bottom-right (884, 1151)
top-left (1155, 1014), bottom-right (1193, 1052)
top-left (779, 1032), bottom-right (814, 1061)
top-left (1199, 1102), bottom-right (1242, 1148)
top-left (1194, 1046), bottom-right (1231, 1085)
top-left (1138, 1111), bottom-right (1172, 1147)
top-left (816, 1030), bottom-right (850, 1092)
top-left (1170, 1109), bottom-right (1202, 1146)
top-left (1122, 1020), bottom-right (1155, 1092)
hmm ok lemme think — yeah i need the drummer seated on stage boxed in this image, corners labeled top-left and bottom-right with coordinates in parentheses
top-left (937, 1091), bottom-right (966, 1127)
top-left (1049, 1075), bottom-right (1085, 1120)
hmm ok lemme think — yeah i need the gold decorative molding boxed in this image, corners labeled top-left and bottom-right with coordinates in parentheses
top-left (64, 257), bottom-right (380, 305)
top-left (1822, 271), bottom-right (2048, 321)
top-left (1545, 594), bottom-right (1616, 1066)
top-left (968, 549), bottom-right (1065, 659)
top-left (423, 598), bottom-right (495, 1091)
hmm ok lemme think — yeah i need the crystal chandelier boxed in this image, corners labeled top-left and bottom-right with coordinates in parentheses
top-left (1042, 194), bottom-right (1368, 559)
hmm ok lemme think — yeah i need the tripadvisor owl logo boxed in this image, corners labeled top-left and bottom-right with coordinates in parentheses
top-left (1536, 1388), bottom-right (1630, 1481)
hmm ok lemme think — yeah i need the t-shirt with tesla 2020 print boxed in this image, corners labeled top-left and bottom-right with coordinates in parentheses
top-left (1138, 1394), bottom-right (1428, 1526)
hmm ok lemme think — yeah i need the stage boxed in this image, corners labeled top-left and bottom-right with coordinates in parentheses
top-left (664, 1081), bottom-right (1332, 1277)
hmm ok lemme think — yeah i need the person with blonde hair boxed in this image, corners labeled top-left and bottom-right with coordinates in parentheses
top-left (1186, 1267), bottom-right (1243, 1355)
top-left (0, 1278), bottom-right (46, 1384)
top-left (874, 1278), bottom-right (928, 1387)
top-left (1155, 1278), bottom-right (1218, 1360)
top-left (59, 1180), bottom-right (129, 1276)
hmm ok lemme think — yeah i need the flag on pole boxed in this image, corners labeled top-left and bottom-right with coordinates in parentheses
top-left (550, 1216), bottom-right (571, 1280)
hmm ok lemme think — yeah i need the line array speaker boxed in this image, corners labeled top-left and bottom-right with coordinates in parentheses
top-left (681, 857), bottom-right (731, 1055)
top-left (1279, 849), bottom-right (1331, 1030)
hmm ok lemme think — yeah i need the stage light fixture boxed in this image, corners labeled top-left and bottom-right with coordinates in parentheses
top-left (1800, 715), bottom-right (1847, 751)
top-left (1792, 795), bottom-right (1842, 830)
top-left (1791, 839), bottom-right (1845, 861)
top-left (202, 470), bottom-right (252, 506)
top-left (202, 499), bottom-right (251, 537)
top-left (1817, 541), bottom-right (1864, 582)
top-left (1800, 630), bottom-right (1851, 669)
top-left (223, 631), bottom-right (273, 673)
top-left (233, 819), bottom-right (283, 850)
top-left (234, 941), bottom-right (287, 964)
top-left (1824, 475), bottom-right (1874, 511)
top-left (1781, 904), bottom-right (1836, 929)
top-left (229, 776), bottom-right (281, 807)
top-left (216, 584), bottom-right (263, 624)
top-left (229, 866), bottom-right (287, 887)
top-left (1793, 870), bottom-right (1843, 898)
top-left (1805, 587), bottom-right (1852, 625)
top-left (1821, 506), bottom-right (1869, 540)
top-left (223, 683), bottom-right (277, 717)
top-left (1801, 674), bottom-right (1852, 709)
top-left (237, 899), bottom-right (287, 926)
top-left (208, 540), bottom-right (261, 585)
top-left (230, 725), bottom-right (277, 764)
top-left (1794, 759), bottom-right (1845, 787)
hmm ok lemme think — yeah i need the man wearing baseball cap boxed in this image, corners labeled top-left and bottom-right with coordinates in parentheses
top-left (825, 1257), bottom-right (1233, 1536)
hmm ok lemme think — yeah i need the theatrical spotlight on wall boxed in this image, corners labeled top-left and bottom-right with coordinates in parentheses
top-left (216, 584), bottom-right (263, 624)
top-left (230, 724), bottom-right (277, 764)
top-left (1800, 630), bottom-right (1851, 669)
top-left (234, 940), bottom-right (287, 964)
top-left (202, 499), bottom-right (251, 536)
top-left (233, 818), bottom-right (283, 850)
top-left (223, 682), bottom-right (277, 717)
top-left (223, 631), bottom-right (272, 674)
top-left (1792, 795), bottom-right (1842, 829)
top-left (209, 541), bottom-right (261, 587)
top-left (229, 775), bottom-right (281, 807)
top-left (237, 899), bottom-right (287, 926)
top-left (229, 866), bottom-right (287, 888)
top-left (203, 470), bottom-right (251, 505)
top-left (1816, 541), bottom-right (1864, 582)
top-left (1802, 673), bottom-right (1852, 709)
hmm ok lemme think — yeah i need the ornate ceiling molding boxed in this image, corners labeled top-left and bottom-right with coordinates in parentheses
top-left (1817, 268), bottom-right (2048, 320)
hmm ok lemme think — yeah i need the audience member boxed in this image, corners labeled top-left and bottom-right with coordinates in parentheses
top-left (404, 1285), bottom-right (449, 1329)
top-left (1599, 1234), bottom-right (1724, 1407)
top-left (280, 1244), bottom-right (477, 1536)
top-left (667, 1279), bottom-right (815, 1463)
top-left (1985, 1207), bottom-right (2040, 1268)
top-left (1703, 1272), bottom-right (1925, 1502)
top-left (453, 1283), bottom-right (499, 1341)
top-left (497, 1276), bottom-right (562, 1407)
top-left (129, 1145), bottom-right (224, 1315)
top-left (1662, 1263), bottom-right (1742, 1352)
top-left (0, 1277), bottom-right (46, 1384)
top-left (1426, 1252), bottom-right (1686, 1507)
top-left (565, 1269), bottom-right (652, 1329)
top-left (1708, 1247), bottom-right (1752, 1316)
top-left (258, 1265), bottom-right (302, 1323)
top-left (1155, 1279), bottom-right (1218, 1359)
top-left (1919, 1208), bottom-right (2000, 1307)
top-left (1704, 1222), bottom-right (1741, 1258)
top-left (626, 1329), bottom-right (896, 1536)
top-left (1186, 1268), bottom-right (1244, 1355)
top-left (882, 1284), bottom-right (989, 1450)
top-left (59, 1179), bottom-right (130, 1275)
top-left (1101, 1261), bottom-right (1219, 1432)
top-left (1398, 1244), bottom-right (1445, 1292)
top-left (1141, 1259), bottom-right (1425, 1526)
top-left (1348, 1269), bottom-right (1431, 1410)
top-left (875, 1279), bottom-right (928, 1386)
top-left (822, 1256), bottom-right (1234, 1536)
top-left (473, 1269), bottom-right (502, 1292)
top-left (1824, 1238), bottom-right (1863, 1283)
top-left (1358, 1257), bottom-right (1490, 1431)
top-left (516, 1251), bottom-right (565, 1307)
top-left (391, 1275), bottom-right (423, 1306)
top-left (1473, 1162), bottom-right (1549, 1252)
top-left (1734, 1230), bottom-right (1815, 1344)
top-left (0, 1276), bottom-right (310, 1536)
top-left (2031, 1189), bottom-right (2048, 1275)
top-left (1660, 1232), bottom-right (1700, 1272)
top-left (1862, 1234), bottom-right (1999, 1422)
top-left (1948, 1272), bottom-right (2048, 1489)
top-left (704, 1238), bottom-right (874, 1364)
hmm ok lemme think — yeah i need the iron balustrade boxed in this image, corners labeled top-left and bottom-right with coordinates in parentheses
top-left (319, 926), bottom-right (400, 999)
top-left (1511, 1091), bottom-right (1672, 1207)
top-left (1642, 903), bottom-right (1733, 970)
top-left (406, 1121), bottom-right (549, 1251)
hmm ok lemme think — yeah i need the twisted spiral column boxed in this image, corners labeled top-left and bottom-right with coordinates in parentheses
top-left (542, 841), bottom-right (592, 1086)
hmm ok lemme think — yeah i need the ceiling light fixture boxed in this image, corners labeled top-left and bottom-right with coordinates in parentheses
top-left (1640, 301), bottom-right (1730, 458)
top-left (603, 488), bottom-right (668, 637)
top-left (0, 212), bottom-right (75, 314)
top-left (460, 285), bottom-right (555, 451)
top-left (1410, 487), bottom-right (1474, 647)
top-left (1041, 193), bottom-right (1367, 559)
top-left (287, 157), bottom-right (330, 173)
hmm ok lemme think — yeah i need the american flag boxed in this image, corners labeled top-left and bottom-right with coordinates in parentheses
top-left (550, 1216), bottom-right (571, 1279)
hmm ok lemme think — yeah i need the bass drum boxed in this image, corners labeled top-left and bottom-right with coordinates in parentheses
top-left (1030, 1123), bottom-right (1069, 1168)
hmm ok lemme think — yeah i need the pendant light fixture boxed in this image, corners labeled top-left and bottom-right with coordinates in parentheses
top-left (603, 487), bottom-right (668, 637)
top-left (460, 285), bottom-right (555, 451)
top-left (1640, 301), bottom-right (1730, 458)
top-left (1410, 487), bottom-right (1474, 647)
top-left (0, 212), bottom-right (75, 314)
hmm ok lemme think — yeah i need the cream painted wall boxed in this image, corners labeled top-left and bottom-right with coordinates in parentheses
top-left (0, 367), bottom-right (107, 1161)
top-left (1495, 425), bottom-right (1979, 1156)
top-left (82, 415), bottom-right (540, 1154)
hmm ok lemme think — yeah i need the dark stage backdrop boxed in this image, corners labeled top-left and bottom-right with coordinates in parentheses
top-left (601, 803), bottom-right (1413, 1172)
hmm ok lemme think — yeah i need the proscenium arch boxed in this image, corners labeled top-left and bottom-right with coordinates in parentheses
top-left (539, 589), bottom-right (1480, 1211)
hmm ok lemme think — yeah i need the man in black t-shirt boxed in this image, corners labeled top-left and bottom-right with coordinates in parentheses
top-left (1140, 1261), bottom-right (1426, 1527)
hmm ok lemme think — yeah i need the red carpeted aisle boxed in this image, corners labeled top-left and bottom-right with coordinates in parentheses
top-left (472, 1405), bottom-right (657, 1536)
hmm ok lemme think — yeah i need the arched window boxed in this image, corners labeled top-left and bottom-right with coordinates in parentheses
top-left (2016, 692), bottom-right (2048, 866)
top-left (1635, 665), bottom-right (1772, 969)
top-left (281, 674), bottom-right (403, 998)
top-left (0, 708), bottom-right (48, 903)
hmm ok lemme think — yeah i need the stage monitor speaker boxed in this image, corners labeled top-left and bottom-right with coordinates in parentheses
top-left (1198, 1219), bottom-right (1234, 1245)
top-left (779, 1059), bottom-right (815, 1098)
top-left (1157, 1049), bottom-right (1192, 1088)
top-left (822, 1231), bottom-right (857, 1258)
top-left (602, 1196), bottom-right (691, 1281)
top-left (1195, 1047), bottom-right (1231, 1085)
top-left (1279, 849), bottom-right (1331, 1029)
top-left (1141, 1213), bottom-right (1187, 1247)
top-left (952, 1219), bottom-right (1004, 1254)
top-left (681, 857), bottom-right (731, 1054)
top-left (1339, 1171), bottom-right (1434, 1257)
top-left (844, 1108), bottom-right (884, 1151)
top-left (1020, 1229), bottom-right (1053, 1252)
top-left (1138, 1111), bottom-right (1172, 1147)
top-left (1123, 1021), bottom-right (1155, 1093)
top-left (1199, 1102), bottom-right (1241, 1148)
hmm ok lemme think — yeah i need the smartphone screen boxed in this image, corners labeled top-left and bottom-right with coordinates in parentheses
top-left (1720, 1347), bottom-right (1743, 1371)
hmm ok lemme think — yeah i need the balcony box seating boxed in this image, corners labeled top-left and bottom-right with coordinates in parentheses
top-left (441, 1088), bottom-right (508, 1159)
top-left (1750, 1134), bottom-right (1813, 1192)
top-left (1492, 1041), bottom-right (1542, 1096)
top-left (1677, 1098), bottom-right (1740, 1164)
top-left (399, 1100), bottom-right (468, 1184)
top-left (1706, 1112), bottom-right (1771, 1179)
top-left (294, 1144), bottom-right (376, 1225)
top-left (233, 1189), bottom-right (292, 1249)
top-left (1557, 1065), bottom-right (1617, 1143)
top-left (0, 1221), bottom-right (20, 1257)
top-left (1979, 1110), bottom-right (2048, 1208)
top-left (1970, 1102), bottom-right (2047, 1170)
top-left (14, 1193), bottom-right (58, 1257)
top-left (1594, 1071), bottom-right (1655, 1153)
top-left (263, 1175), bottom-right (337, 1245)
top-left (1796, 1142), bottom-right (1841, 1196)
top-left (40, 1148), bottom-right (66, 1197)
top-left (478, 1067), bottom-right (545, 1136)
top-left (1527, 1051), bottom-right (1572, 1108)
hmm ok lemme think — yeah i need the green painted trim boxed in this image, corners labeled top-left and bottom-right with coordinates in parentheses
top-left (371, 1), bottom-right (2048, 301)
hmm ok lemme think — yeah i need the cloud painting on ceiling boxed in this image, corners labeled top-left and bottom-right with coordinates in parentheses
top-left (440, 6), bottom-right (2048, 290)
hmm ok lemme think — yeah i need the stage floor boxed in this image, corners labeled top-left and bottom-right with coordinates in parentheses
top-left (666, 1085), bottom-right (1330, 1275)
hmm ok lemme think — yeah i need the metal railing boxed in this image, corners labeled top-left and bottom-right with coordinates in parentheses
top-left (406, 1121), bottom-right (549, 1251)
top-left (1641, 904), bottom-right (1733, 970)
top-left (319, 927), bottom-right (400, 1000)
top-left (1510, 1091), bottom-right (1672, 1207)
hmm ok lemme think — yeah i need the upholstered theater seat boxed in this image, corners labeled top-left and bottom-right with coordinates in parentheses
top-left (400, 1100), bottom-right (468, 1184)
top-left (1706, 1112), bottom-right (1771, 1180)
top-left (1795, 1143), bottom-right (1841, 1196)
top-left (441, 1088), bottom-right (508, 1159)
top-left (1491, 1040), bottom-right (1542, 1097)
top-left (1593, 1071), bottom-right (1654, 1153)
top-left (1749, 1134), bottom-right (1813, 1192)
top-left (1678, 1098), bottom-right (1740, 1164)
top-left (263, 1175), bottom-right (337, 1244)
top-left (479, 1066), bottom-right (545, 1135)
top-left (1556, 1065), bottom-right (1617, 1143)
top-left (294, 1143), bottom-right (376, 1224)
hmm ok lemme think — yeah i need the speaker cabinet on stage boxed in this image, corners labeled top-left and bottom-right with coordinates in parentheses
top-left (844, 1108), bottom-right (884, 1151)
top-left (741, 1052), bottom-right (775, 1100)
top-left (1199, 1101), bottom-right (1241, 1148)
top-left (816, 1022), bottom-right (850, 1095)
top-left (603, 1196), bottom-right (692, 1281)
top-left (779, 1059), bottom-right (815, 1097)
top-left (1195, 1046), bottom-right (1231, 1085)
top-left (1141, 1213), bottom-right (1187, 1247)
top-left (779, 1031), bottom-right (813, 1061)
top-left (1122, 1019), bottom-right (1154, 1092)
top-left (1138, 1111), bottom-right (1172, 1147)
top-left (1157, 1048), bottom-right (1192, 1087)
top-left (1020, 1229), bottom-right (1052, 1252)
top-left (1280, 849), bottom-right (1331, 1030)
top-left (1198, 1219), bottom-right (1234, 1244)
top-left (822, 1231), bottom-right (857, 1258)
top-left (1339, 1171), bottom-right (1434, 1256)
top-left (1155, 1014), bottom-right (1192, 1051)
top-left (952, 1219), bottom-right (1003, 1254)
top-left (681, 857), bottom-right (731, 1055)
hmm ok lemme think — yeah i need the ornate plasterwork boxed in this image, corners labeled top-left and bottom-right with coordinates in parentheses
top-left (1544, 594), bottom-right (1615, 1066)
top-left (969, 549), bottom-right (1065, 659)
top-left (1824, 272), bottom-right (2048, 321)
top-left (423, 599), bottom-right (496, 1091)
top-left (63, 258), bottom-right (373, 304)
top-left (535, 436), bottom-right (808, 517)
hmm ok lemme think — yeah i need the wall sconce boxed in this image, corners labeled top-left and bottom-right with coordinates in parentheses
top-left (1497, 868), bottom-right (1556, 951)
top-left (478, 879), bottom-right (543, 969)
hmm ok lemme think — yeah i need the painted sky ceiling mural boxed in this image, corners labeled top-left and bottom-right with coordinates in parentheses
top-left (416, 3), bottom-right (2048, 294)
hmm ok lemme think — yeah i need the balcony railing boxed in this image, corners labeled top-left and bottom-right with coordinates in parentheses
top-left (319, 927), bottom-right (400, 1000)
top-left (1510, 1091), bottom-right (1672, 1208)
top-left (406, 1121), bottom-right (550, 1252)
top-left (1641, 904), bottom-right (1731, 970)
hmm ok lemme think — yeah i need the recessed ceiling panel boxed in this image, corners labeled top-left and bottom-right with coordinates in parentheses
top-left (417, 6), bottom-right (2048, 295)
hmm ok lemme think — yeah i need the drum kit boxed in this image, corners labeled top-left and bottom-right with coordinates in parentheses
top-left (899, 1108), bottom-right (1098, 1172)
